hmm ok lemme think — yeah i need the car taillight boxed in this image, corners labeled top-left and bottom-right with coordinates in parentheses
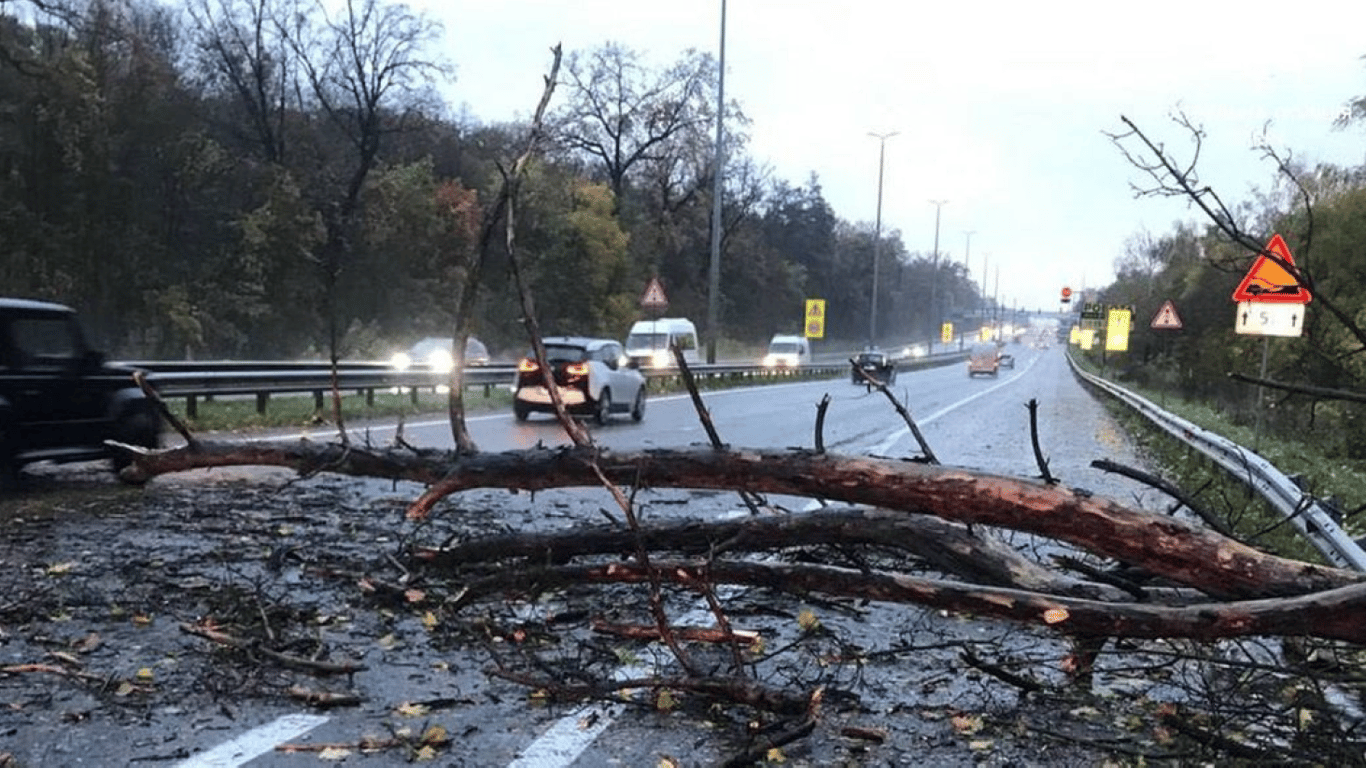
top-left (564, 361), bottom-right (589, 378)
top-left (518, 358), bottom-right (539, 374)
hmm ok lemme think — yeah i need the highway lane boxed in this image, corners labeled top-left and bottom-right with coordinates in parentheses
top-left (134, 343), bottom-right (1165, 767)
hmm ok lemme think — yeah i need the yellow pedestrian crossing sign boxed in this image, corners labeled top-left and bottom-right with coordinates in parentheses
top-left (805, 299), bottom-right (826, 339)
top-left (1105, 307), bottom-right (1132, 352)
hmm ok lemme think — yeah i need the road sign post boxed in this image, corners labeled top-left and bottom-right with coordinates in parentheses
top-left (1231, 234), bottom-right (1311, 448)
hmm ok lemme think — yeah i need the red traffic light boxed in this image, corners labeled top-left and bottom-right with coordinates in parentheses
top-left (1061, 286), bottom-right (1073, 303)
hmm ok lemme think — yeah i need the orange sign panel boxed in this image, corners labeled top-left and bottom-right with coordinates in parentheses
top-left (1231, 234), bottom-right (1310, 304)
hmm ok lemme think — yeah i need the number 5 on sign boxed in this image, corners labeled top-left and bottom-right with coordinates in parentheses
top-left (1235, 301), bottom-right (1304, 337)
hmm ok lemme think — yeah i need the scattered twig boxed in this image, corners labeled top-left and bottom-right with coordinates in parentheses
top-left (813, 393), bottom-right (830, 453)
top-left (959, 648), bottom-right (1045, 693)
top-left (179, 622), bottom-right (366, 676)
top-left (132, 370), bottom-right (197, 450)
top-left (286, 685), bottom-right (362, 708)
top-left (1090, 458), bottom-right (1234, 538)
top-left (1026, 399), bottom-right (1057, 484)
top-left (850, 358), bottom-right (938, 464)
top-left (1228, 371), bottom-right (1366, 405)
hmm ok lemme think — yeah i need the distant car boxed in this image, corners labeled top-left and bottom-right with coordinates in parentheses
top-left (852, 349), bottom-right (896, 386)
top-left (998, 350), bottom-right (1016, 368)
top-left (763, 334), bottom-right (810, 368)
top-left (513, 336), bottom-right (646, 424)
top-left (390, 336), bottom-right (490, 372)
top-left (0, 298), bottom-right (161, 486)
top-left (968, 343), bottom-right (1001, 377)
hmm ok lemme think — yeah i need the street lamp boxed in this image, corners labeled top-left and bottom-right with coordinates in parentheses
top-left (704, 0), bottom-right (727, 363)
top-left (928, 200), bottom-right (948, 348)
top-left (868, 131), bottom-right (897, 348)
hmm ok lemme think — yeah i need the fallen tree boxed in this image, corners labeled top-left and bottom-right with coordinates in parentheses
top-left (110, 438), bottom-right (1365, 633)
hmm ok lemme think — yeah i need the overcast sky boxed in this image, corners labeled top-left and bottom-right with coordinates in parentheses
top-left (419, 0), bottom-right (1366, 313)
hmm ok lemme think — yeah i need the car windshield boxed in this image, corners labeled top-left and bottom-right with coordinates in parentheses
top-left (626, 332), bottom-right (668, 350)
top-left (769, 342), bottom-right (801, 353)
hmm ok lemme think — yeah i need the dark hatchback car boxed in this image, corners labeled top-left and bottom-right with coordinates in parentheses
top-left (0, 298), bottom-right (161, 486)
top-left (851, 349), bottom-right (897, 386)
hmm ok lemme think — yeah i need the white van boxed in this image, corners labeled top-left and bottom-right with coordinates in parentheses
top-left (625, 318), bottom-right (700, 368)
top-left (763, 334), bottom-right (810, 368)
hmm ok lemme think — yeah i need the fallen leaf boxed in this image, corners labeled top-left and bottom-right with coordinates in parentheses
top-left (421, 724), bottom-right (448, 745)
top-left (395, 701), bottom-right (428, 717)
top-left (951, 714), bottom-right (983, 734)
top-left (318, 746), bottom-right (351, 760)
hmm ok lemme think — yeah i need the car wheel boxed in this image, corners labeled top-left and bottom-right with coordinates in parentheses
top-left (513, 402), bottom-right (530, 421)
top-left (630, 387), bottom-right (646, 422)
top-left (594, 389), bottom-right (612, 425)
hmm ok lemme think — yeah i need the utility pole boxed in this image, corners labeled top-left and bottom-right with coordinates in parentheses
top-left (928, 200), bottom-right (947, 349)
top-left (868, 131), bottom-right (897, 348)
top-left (705, 0), bottom-right (726, 363)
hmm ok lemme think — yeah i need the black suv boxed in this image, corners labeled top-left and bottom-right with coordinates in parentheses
top-left (0, 298), bottom-right (160, 486)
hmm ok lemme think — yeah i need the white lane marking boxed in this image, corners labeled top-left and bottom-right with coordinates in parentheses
top-left (868, 359), bottom-right (1032, 456)
top-left (175, 714), bottom-right (329, 767)
top-left (505, 703), bottom-right (623, 768)
top-left (506, 596), bottom-right (723, 766)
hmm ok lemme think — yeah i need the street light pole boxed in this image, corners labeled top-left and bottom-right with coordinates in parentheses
top-left (705, 0), bottom-right (726, 363)
top-left (868, 131), bottom-right (897, 348)
top-left (928, 200), bottom-right (947, 349)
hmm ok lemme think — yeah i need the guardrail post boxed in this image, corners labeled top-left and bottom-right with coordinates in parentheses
top-left (410, 387), bottom-right (418, 405)
top-left (186, 395), bottom-right (198, 419)
top-left (365, 388), bottom-right (374, 406)
top-left (255, 392), bottom-right (269, 414)
top-left (313, 390), bottom-right (324, 410)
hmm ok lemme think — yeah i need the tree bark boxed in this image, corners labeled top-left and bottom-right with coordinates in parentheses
top-left (114, 440), bottom-right (1363, 600)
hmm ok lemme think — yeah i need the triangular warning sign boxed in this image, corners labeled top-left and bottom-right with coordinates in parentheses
top-left (640, 278), bottom-right (669, 308)
top-left (1232, 234), bottom-right (1311, 304)
top-left (1150, 299), bottom-right (1183, 330)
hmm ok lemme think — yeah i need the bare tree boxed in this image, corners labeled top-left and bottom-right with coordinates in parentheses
top-left (186, 0), bottom-right (295, 164)
top-left (554, 43), bottom-right (716, 210)
top-left (278, 0), bottom-right (448, 439)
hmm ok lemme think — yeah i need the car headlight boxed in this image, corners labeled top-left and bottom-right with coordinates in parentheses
top-left (428, 348), bottom-right (455, 373)
top-left (390, 352), bottom-right (412, 370)
top-left (650, 350), bottom-right (670, 368)
top-left (763, 354), bottom-right (777, 367)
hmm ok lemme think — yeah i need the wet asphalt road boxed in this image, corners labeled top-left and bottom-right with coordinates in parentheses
top-left (1, 344), bottom-right (1166, 766)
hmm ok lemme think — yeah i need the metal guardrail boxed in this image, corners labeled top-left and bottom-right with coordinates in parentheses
top-left (118, 351), bottom-right (969, 418)
top-left (1069, 354), bottom-right (1366, 572)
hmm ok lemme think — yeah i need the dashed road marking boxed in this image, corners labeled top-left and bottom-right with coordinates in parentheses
top-left (174, 714), bottom-right (329, 767)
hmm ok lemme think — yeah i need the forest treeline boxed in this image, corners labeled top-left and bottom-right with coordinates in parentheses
top-left (6, 0), bottom-right (1366, 457)
top-left (0, 0), bottom-right (987, 362)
